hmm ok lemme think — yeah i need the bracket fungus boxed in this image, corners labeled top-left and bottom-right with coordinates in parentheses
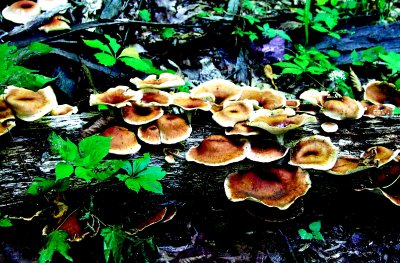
top-left (246, 139), bottom-right (289, 163)
top-left (225, 121), bottom-right (262, 136)
top-left (362, 101), bottom-right (394, 118)
top-left (289, 135), bottom-right (339, 170)
top-left (322, 96), bottom-right (364, 120)
top-left (2, 0), bottom-right (41, 24)
top-left (190, 79), bottom-right (242, 105)
top-left (299, 89), bottom-right (329, 107)
top-left (224, 165), bottom-right (311, 210)
top-left (130, 73), bottom-right (185, 89)
top-left (327, 156), bottom-right (371, 175)
top-left (239, 86), bottom-right (286, 110)
top-left (212, 100), bottom-right (254, 127)
top-left (50, 104), bottom-right (78, 116)
top-left (100, 126), bottom-right (141, 155)
top-left (121, 102), bottom-right (164, 125)
top-left (4, 85), bottom-right (58, 121)
top-left (136, 89), bottom-right (172, 107)
top-left (186, 135), bottom-right (248, 166)
top-left (89, 86), bottom-right (140, 108)
top-left (364, 80), bottom-right (400, 107)
top-left (0, 97), bottom-right (15, 123)
top-left (39, 15), bottom-right (71, 33)
top-left (172, 92), bottom-right (211, 111)
top-left (360, 146), bottom-right (400, 168)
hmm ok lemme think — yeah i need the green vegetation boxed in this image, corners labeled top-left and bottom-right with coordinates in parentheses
top-left (298, 221), bottom-right (325, 241)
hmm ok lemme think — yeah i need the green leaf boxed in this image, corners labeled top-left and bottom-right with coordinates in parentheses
top-left (89, 160), bottom-right (124, 180)
top-left (379, 52), bottom-right (400, 74)
top-left (26, 177), bottom-right (56, 196)
top-left (135, 177), bottom-right (163, 194)
top-left (124, 178), bottom-right (141, 193)
top-left (77, 135), bottom-right (112, 167)
top-left (39, 230), bottom-right (73, 263)
top-left (298, 229), bottom-right (313, 240)
top-left (326, 50), bottom-right (341, 58)
top-left (294, 57), bottom-right (310, 69)
top-left (0, 218), bottom-right (12, 227)
top-left (276, 30), bottom-right (292, 41)
top-left (313, 231), bottom-right (325, 241)
top-left (55, 162), bottom-right (74, 181)
top-left (118, 46), bottom-right (140, 59)
top-left (161, 28), bottom-right (176, 39)
top-left (306, 66), bottom-right (327, 75)
top-left (119, 57), bottom-right (163, 74)
top-left (101, 226), bottom-right (128, 263)
top-left (132, 153), bottom-right (151, 175)
top-left (136, 166), bottom-right (166, 180)
top-left (309, 221), bottom-right (322, 232)
top-left (28, 42), bottom-right (54, 54)
top-left (138, 9), bottom-right (152, 21)
top-left (104, 34), bottom-right (121, 55)
top-left (242, 15), bottom-right (260, 25)
top-left (48, 132), bottom-right (79, 162)
top-left (83, 39), bottom-right (112, 54)
top-left (74, 167), bottom-right (94, 181)
top-left (94, 53), bottom-right (117, 67)
top-left (393, 107), bottom-right (400, 115)
top-left (311, 23), bottom-right (329, 33)
top-left (281, 67), bottom-right (304, 75)
top-left (97, 104), bottom-right (109, 111)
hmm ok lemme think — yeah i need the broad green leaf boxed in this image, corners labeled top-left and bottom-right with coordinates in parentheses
top-left (294, 57), bottom-right (310, 69)
top-left (94, 53), bottom-right (117, 67)
top-left (28, 42), bottom-right (54, 54)
top-left (326, 50), bottom-right (341, 58)
top-left (119, 57), bottom-right (163, 74)
top-left (89, 160), bottom-right (124, 180)
top-left (276, 30), bottom-right (292, 41)
top-left (328, 32), bottom-right (341, 39)
top-left (38, 230), bottom-right (73, 263)
top-left (135, 177), bottom-right (163, 194)
top-left (124, 178), bottom-right (141, 192)
top-left (48, 132), bottom-right (79, 162)
top-left (97, 104), bottom-right (109, 111)
top-left (83, 39), bottom-right (112, 54)
top-left (138, 9), bottom-right (151, 21)
top-left (273, 62), bottom-right (301, 69)
top-left (281, 67), bottom-right (304, 75)
top-left (136, 166), bottom-right (166, 180)
top-left (309, 221), bottom-right (321, 232)
top-left (75, 167), bottom-right (94, 181)
top-left (379, 52), bottom-right (400, 74)
top-left (104, 34), bottom-right (121, 55)
top-left (132, 153), bottom-right (151, 175)
top-left (26, 177), bottom-right (56, 196)
top-left (393, 107), bottom-right (400, 115)
top-left (55, 162), bottom-right (74, 181)
top-left (311, 23), bottom-right (329, 33)
top-left (316, 0), bottom-right (329, 5)
top-left (120, 160), bottom-right (133, 175)
top-left (77, 135), bottom-right (112, 167)
top-left (298, 229), bottom-right (313, 240)
top-left (242, 15), bottom-right (260, 25)
top-left (313, 231), bottom-right (325, 241)
top-left (306, 66), bottom-right (327, 75)
top-left (0, 218), bottom-right (12, 227)
top-left (118, 46), bottom-right (140, 59)
top-left (101, 226), bottom-right (127, 263)
top-left (161, 28), bottom-right (176, 39)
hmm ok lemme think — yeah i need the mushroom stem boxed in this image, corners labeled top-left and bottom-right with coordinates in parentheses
top-left (276, 134), bottom-right (285, 145)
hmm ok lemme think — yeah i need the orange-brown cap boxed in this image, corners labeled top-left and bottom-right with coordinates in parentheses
top-left (362, 101), bottom-right (394, 118)
top-left (4, 85), bottom-right (58, 121)
top-left (327, 156), bottom-right (371, 175)
top-left (225, 121), bottom-right (262, 136)
top-left (299, 89), bottom-right (329, 107)
top-left (289, 135), bottom-right (339, 170)
top-left (0, 97), bottom-right (15, 123)
top-left (239, 86), bottom-right (286, 110)
top-left (190, 79), bottom-right (242, 105)
top-left (172, 92), bottom-right (211, 111)
top-left (101, 126), bottom-right (141, 155)
top-left (186, 135), bottom-right (248, 166)
top-left (360, 146), bottom-right (400, 168)
top-left (50, 104), bottom-right (78, 116)
top-left (89, 86), bottom-right (140, 108)
top-left (121, 102), bottom-right (163, 125)
top-left (130, 73), bottom-right (185, 89)
top-left (224, 165), bottom-right (311, 210)
top-left (364, 80), bottom-right (400, 107)
top-left (0, 121), bottom-right (16, 136)
top-left (156, 114), bottom-right (192, 144)
top-left (212, 100), bottom-right (254, 127)
top-left (39, 15), bottom-right (71, 33)
top-left (136, 89), bottom-right (172, 107)
top-left (137, 124), bottom-right (161, 145)
top-left (2, 1), bottom-right (41, 24)
top-left (246, 139), bottom-right (289, 163)
top-left (322, 96), bottom-right (364, 120)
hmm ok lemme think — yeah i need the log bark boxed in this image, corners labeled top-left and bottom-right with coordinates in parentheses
top-left (1, 111), bottom-right (399, 210)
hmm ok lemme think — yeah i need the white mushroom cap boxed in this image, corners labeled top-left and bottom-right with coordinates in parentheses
top-left (2, 1), bottom-right (41, 24)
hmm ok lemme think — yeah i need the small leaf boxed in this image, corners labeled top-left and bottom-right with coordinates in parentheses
top-left (94, 53), bottom-right (117, 67)
top-left (161, 28), bottom-right (176, 39)
top-left (132, 153), bottom-right (151, 175)
top-left (28, 42), bottom-right (54, 54)
top-left (124, 178), bottom-right (141, 193)
top-left (118, 46), bottom-right (140, 59)
top-left (48, 132), bottom-right (79, 162)
top-left (26, 177), bottom-right (56, 196)
top-left (298, 229), bottom-right (313, 240)
top-left (136, 166), bottom-right (166, 180)
top-left (38, 230), bottom-right (73, 263)
top-left (0, 218), bottom-right (12, 227)
top-left (393, 107), bottom-right (400, 115)
top-left (74, 167), bottom-right (94, 181)
top-left (104, 34), bottom-right (121, 55)
top-left (313, 231), bottom-right (325, 241)
top-left (77, 135), bottom-right (112, 167)
top-left (309, 221), bottom-right (322, 232)
top-left (83, 39), bottom-right (112, 54)
top-left (138, 9), bottom-right (151, 21)
top-left (55, 162), bottom-right (74, 181)
top-left (101, 226), bottom-right (128, 263)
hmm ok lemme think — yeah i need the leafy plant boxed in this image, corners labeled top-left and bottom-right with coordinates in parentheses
top-left (116, 153), bottom-right (166, 194)
top-left (0, 42), bottom-right (55, 90)
top-left (83, 34), bottom-right (172, 74)
top-left (38, 230), bottom-right (73, 263)
top-left (298, 221), bottom-right (325, 241)
top-left (257, 23), bottom-right (291, 41)
top-left (160, 28), bottom-right (176, 39)
top-left (0, 213), bottom-right (12, 227)
top-left (138, 9), bottom-right (152, 22)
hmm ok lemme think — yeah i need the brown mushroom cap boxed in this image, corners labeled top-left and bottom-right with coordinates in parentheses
top-left (89, 86), bottom-right (140, 108)
top-left (39, 15), bottom-right (71, 33)
top-left (0, 121), bottom-right (16, 136)
top-left (2, 1), bottom-right (41, 24)
top-left (360, 146), bottom-right (400, 168)
top-left (322, 96), bottom-right (364, 120)
top-left (172, 92), bottom-right (211, 111)
top-left (212, 100), bottom-right (254, 127)
top-left (157, 114), bottom-right (192, 144)
top-left (239, 86), bottom-right (286, 110)
top-left (4, 85), bottom-right (58, 121)
top-left (364, 80), bottom-right (400, 107)
top-left (362, 102), bottom-right (394, 118)
top-left (224, 165), bottom-right (311, 210)
top-left (50, 104), bottom-right (78, 116)
top-left (137, 124), bottom-right (161, 145)
top-left (320, 122), bottom-right (338, 133)
top-left (289, 135), bottom-right (339, 170)
top-left (0, 97), bottom-right (15, 122)
top-left (327, 156), bottom-right (371, 175)
top-left (130, 73), bottom-right (185, 89)
top-left (225, 121), bottom-right (262, 136)
top-left (190, 79), bottom-right (242, 105)
top-left (100, 126), bottom-right (141, 155)
top-left (121, 102), bottom-right (163, 125)
top-left (299, 89), bottom-right (328, 107)
top-left (186, 135), bottom-right (248, 166)
top-left (246, 139), bottom-right (289, 163)
top-left (136, 89), bottom-right (172, 107)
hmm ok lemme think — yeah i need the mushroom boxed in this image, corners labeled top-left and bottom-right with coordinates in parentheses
top-left (0, 97), bottom-right (15, 123)
top-left (320, 122), bottom-right (338, 133)
top-left (50, 104), bottom-right (78, 116)
top-left (2, 1), bottom-right (41, 24)
top-left (212, 100), bottom-right (254, 127)
top-left (130, 73), bottom-right (186, 89)
top-left (246, 139), bottom-right (289, 163)
top-left (239, 86), bottom-right (286, 110)
top-left (299, 89), bottom-right (329, 107)
top-left (0, 121), bottom-right (16, 136)
top-left (362, 100), bottom-right (395, 118)
top-left (289, 135), bottom-right (339, 170)
top-left (327, 156), bottom-right (371, 175)
top-left (121, 102), bottom-right (163, 125)
top-left (4, 85), bottom-right (58, 122)
top-left (38, 15), bottom-right (71, 33)
top-left (224, 165), bottom-right (311, 210)
top-left (322, 96), bottom-right (364, 120)
top-left (136, 89), bottom-right (172, 107)
top-left (225, 121), bottom-right (262, 136)
top-left (360, 146), bottom-right (400, 168)
top-left (137, 124), bottom-right (161, 145)
top-left (190, 79), bottom-right (242, 105)
top-left (171, 92), bottom-right (211, 111)
top-left (100, 126), bottom-right (141, 155)
top-left (186, 135), bottom-right (248, 166)
top-left (364, 80), bottom-right (400, 107)
top-left (89, 86), bottom-right (140, 108)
